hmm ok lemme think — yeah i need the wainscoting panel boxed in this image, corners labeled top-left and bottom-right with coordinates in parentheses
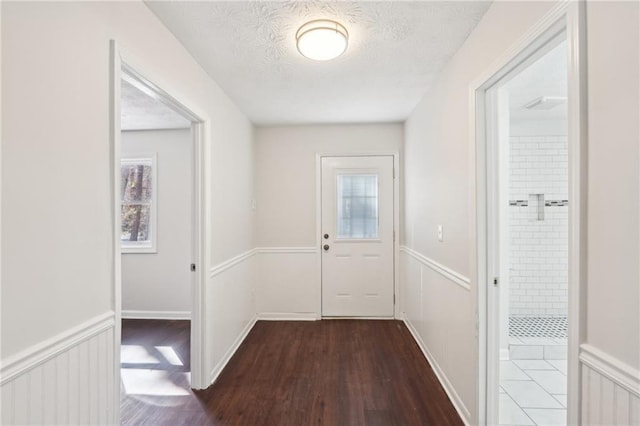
top-left (0, 312), bottom-right (116, 425)
top-left (253, 247), bottom-right (320, 318)
top-left (580, 344), bottom-right (640, 425)
top-left (206, 249), bottom-right (257, 385)
top-left (399, 246), bottom-right (474, 425)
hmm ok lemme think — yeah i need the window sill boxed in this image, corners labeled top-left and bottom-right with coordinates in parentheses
top-left (122, 246), bottom-right (157, 254)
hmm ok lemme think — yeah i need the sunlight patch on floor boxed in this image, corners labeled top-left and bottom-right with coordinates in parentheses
top-left (121, 370), bottom-right (191, 396)
top-left (121, 345), bottom-right (161, 364)
top-left (155, 345), bottom-right (184, 366)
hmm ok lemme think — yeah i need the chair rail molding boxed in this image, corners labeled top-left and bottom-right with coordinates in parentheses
top-left (209, 248), bottom-right (258, 279)
top-left (580, 344), bottom-right (640, 397)
top-left (400, 245), bottom-right (471, 291)
top-left (0, 311), bottom-right (115, 385)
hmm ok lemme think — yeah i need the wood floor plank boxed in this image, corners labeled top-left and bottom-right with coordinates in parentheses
top-left (121, 319), bottom-right (463, 425)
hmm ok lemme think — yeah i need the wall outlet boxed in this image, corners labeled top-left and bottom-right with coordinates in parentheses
top-left (437, 225), bottom-right (443, 242)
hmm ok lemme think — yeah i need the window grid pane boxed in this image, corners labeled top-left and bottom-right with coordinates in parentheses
top-left (121, 204), bottom-right (151, 243)
top-left (121, 162), bottom-right (153, 203)
top-left (120, 157), bottom-right (154, 248)
top-left (337, 175), bottom-right (379, 239)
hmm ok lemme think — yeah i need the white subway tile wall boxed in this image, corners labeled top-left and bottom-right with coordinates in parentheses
top-left (509, 135), bottom-right (568, 317)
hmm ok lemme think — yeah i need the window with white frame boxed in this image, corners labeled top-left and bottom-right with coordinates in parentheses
top-left (120, 155), bottom-right (157, 253)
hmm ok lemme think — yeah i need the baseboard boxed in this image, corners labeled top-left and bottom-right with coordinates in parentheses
top-left (0, 310), bottom-right (115, 385)
top-left (209, 315), bottom-right (258, 385)
top-left (257, 312), bottom-right (320, 321)
top-left (579, 343), bottom-right (640, 397)
top-left (121, 310), bottom-right (191, 320)
top-left (402, 314), bottom-right (471, 425)
top-left (322, 316), bottom-right (394, 320)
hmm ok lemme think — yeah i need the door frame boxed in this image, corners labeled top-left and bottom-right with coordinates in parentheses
top-left (470, 2), bottom-right (587, 425)
top-left (315, 153), bottom-right (401, 319)
top-left (109, 41), bottom-right (211, 419)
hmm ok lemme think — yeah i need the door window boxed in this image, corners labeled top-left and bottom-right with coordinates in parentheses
top-left (336, 174), bottom-right (378, 239)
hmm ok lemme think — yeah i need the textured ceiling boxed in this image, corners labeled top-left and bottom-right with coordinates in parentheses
top-left (145, 1), bottom-right (492, 125)
top-left (507, 40), bottom-right (568, 122)
top-left (121, 79), bottom-right (191, 131)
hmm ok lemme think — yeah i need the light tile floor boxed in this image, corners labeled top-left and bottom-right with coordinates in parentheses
top-left (499, 338), bottom-right (567, 426)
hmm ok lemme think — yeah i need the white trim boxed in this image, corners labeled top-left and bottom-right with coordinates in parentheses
top-left (0, 311), bottom-right (115, 385)
top-left (109, 40), bottom-right (123, 424)
top-left (255, 247), bottom-right (318, 254)
top-left (322, 316), bottom-right (394, 320)
top-left (400, 246), bottom-right (471, 291)
top-left (209, 248), bottom-right (257, 278)
top-left (121, 310), bottom-right (191, 320)
top-left (402, 314), bottom-right (471, 425)
top-left (579, 344), bottom-right (640, 398)
top-left (209, 316), bottom-right (258, 385)
top-left (565, 4), bottom-right (588, 424)
top-left (392, 154), bottom-right (401, 318)
top-left (191, 119), bottom-right (209, 390)
top-left (257, 312), bottom-right (320, 321)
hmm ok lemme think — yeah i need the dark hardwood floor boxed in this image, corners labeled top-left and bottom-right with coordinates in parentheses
top-left (120, 319), bottom-right (463, 425)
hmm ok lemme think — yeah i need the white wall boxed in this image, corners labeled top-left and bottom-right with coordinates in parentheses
top-left (511, 118), bottom-right (567, 137)
top-left (402, 1), bottom-right (640, 423)
top-left (402, 3), bottom-right (558, 422)
top-left (1, 1), bottom-right (254, 419)
top-left (585, 0), bottom-right (639, 370)
top-left (254, 124), bottom-right (402, 317)
top-left (121, 129), bottom-right (192, 317)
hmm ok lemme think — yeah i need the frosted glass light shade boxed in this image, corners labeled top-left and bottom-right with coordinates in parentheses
top-left (296, 20), bottom-right (348, 61)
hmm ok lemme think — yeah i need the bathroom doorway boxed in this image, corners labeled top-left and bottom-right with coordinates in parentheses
top-left (494, 38), bottom-right (570, 426)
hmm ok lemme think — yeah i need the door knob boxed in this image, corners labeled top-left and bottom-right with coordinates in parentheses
top-left (323, 244), bottom-right (330, 251)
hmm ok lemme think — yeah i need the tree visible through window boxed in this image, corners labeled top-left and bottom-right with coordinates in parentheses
top-left (121, 156), bottom-right (156, 252)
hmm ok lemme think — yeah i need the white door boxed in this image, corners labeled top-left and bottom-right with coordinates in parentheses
top-left (321, 156), bottom-right (395, 317)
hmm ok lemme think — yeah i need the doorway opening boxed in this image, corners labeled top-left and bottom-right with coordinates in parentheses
top-left (473, 3), bottom-right (586, 426)
top-left (111, 42), bottom-right (210, 421)
top-left (118, 68), bottom-right (195, 416)
top-left (493, 38), bottom-right (569, 426)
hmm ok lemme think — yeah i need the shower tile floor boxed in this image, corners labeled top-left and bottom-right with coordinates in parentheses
top-left (500, 337), bottom-right (567, 425)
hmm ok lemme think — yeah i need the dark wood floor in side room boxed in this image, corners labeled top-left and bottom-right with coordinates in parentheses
top-left (120, 319), bottom-right (463, 426)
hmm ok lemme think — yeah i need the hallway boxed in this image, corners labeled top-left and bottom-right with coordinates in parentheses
top-left (3, 2), bottom-right (639, 425)
top-left (120, 319), bottom-right (463, 425)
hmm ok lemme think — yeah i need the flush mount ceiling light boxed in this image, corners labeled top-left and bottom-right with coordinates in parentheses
top-left (296, 20), bottom-right (349, 61)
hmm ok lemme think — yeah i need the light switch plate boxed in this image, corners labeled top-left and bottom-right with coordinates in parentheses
top-left (437, 225), bottom-right (443, 242)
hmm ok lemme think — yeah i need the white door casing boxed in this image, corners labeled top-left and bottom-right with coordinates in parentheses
top-left (471, 3), bottom-right (586, 424)
top-left (321, 156), bottom-right (394, 317)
